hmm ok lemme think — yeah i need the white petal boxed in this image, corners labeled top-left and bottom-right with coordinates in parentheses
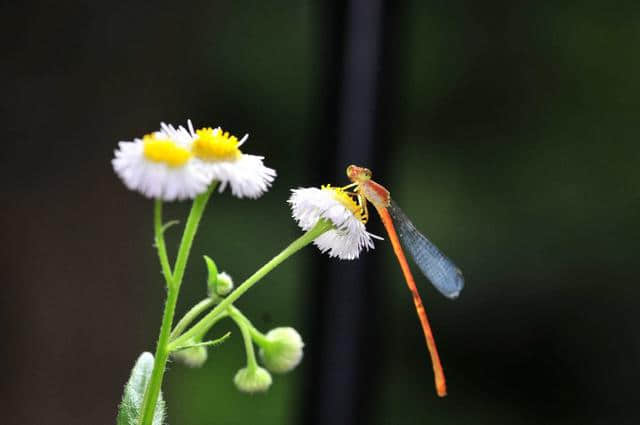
top-left (112, 138), bottom-right (211, 201)
top-left (288, 187), bottom-right (375, 260)
top-left (194, 154), bottom-right (276, 199)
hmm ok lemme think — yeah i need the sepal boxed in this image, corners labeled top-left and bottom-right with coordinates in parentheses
top-left (233, 366), bottom-right (272, 393)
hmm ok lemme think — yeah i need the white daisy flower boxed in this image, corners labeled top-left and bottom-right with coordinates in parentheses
top-left (186, 123), bottom-right (276, 199)
top-left (112, 129), bottom-right (210, 201)
top-left (288, 186), bottom-right (377, 260)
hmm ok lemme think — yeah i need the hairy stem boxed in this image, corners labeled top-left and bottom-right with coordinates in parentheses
top-left (170, 298), bottom-right (215, 341)
top-left (154, 201), bottom-right (173, 287)
top-left (229, 307), bottom-right (259, 369)
top-left (228, 305), bottom-right (270, 347)
top-left (138, 186), bottom-right (214, 425)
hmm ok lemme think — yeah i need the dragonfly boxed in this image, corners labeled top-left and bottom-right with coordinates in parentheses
top-left (344, 164), bottom-right (464, 397)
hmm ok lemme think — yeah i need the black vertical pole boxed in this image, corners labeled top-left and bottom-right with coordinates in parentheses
top-left (302, 1), bottom-right (388, 424)
top-left (335, 0), bottom-right (384, 172)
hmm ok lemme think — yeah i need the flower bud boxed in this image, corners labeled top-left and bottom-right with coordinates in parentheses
top-left (259, 327), bottom-right (304, 373)
top-left (233, 366), bottom-right (272, 393)
top-left (215, 272), bottom-right (234, 296)
top-left (171, 340), bottom-right (208, 368)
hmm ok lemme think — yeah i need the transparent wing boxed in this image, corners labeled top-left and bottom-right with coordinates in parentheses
top-left (388, 200), bottom-right (464, 299)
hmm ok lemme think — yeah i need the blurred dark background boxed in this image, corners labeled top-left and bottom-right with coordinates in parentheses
top-left (2, 1), bottom-right (640, 424)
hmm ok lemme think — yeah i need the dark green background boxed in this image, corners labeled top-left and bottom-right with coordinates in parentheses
top-left (2, 1), bottom-right (639, 424)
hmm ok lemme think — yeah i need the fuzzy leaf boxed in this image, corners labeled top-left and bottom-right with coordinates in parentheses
top-left (116, 352), bottom-right (166, 425)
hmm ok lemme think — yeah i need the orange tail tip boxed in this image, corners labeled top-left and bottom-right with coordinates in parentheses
top-left (376, 206), bottom-right (448, 397)
top-left (436, 377), bottom-right (447, 398)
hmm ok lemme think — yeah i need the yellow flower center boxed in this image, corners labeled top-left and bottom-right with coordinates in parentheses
top-left (322, 185), bottom-right (366, 223)
top-left (142, 134), bottom-right (191, 167)
top-left (192, 127), bottom-right (242, 161)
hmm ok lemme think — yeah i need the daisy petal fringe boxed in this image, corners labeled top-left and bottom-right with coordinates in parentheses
top-left (112, 135), bottom-right (210, 201)
top-left (288, 187), bottom-right (375, 260)
top-left (205, 154), bottom-right (276, 199)
top-left (187, 124), bottom-right (276, 199)
top-left (112, 120), bottom-right (276, 201)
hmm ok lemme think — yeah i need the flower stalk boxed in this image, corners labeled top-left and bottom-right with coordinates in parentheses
top-left (138, 185), bottom-right (214, 425)
top-left (154, 201), bottom-right (173, 287)
top-left (168, 219), bottom-right (333, 351)
top-left (169, 298), bottom-right (215, 340)
top-left (228, 307), bottom-right (260, 370)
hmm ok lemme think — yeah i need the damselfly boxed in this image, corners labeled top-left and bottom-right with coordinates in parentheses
top-left (344, 164), bottom-right (464, 397)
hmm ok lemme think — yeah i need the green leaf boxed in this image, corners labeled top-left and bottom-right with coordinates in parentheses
top-left (171, 331), bottom-right (232, 352)
top-left (203, 255), bottom-right (219, 295)
top-left (160, 220), bottom-right (180, 234)
top-left (116, 352), bottom-right (166, 425)
top-left (153, 220), bottom-right (179, 249)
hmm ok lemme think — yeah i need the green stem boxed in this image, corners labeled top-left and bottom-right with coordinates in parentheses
top-left (168, 219), bottom-right (333, 351)
top-left (228, 307), bottom-right (259, 369)
top-left (171, 184), bottom-right (216, 291)
top-left (154, 201), bottom-right (173, 286)
top-left (169, 298), bottom-right (215, 341)
top-left (138, 186), bottom-right (214, 425)
top-left (228, 305), bottom-right (269, 347)
top-left (170, 311), bottom-right (230, 351)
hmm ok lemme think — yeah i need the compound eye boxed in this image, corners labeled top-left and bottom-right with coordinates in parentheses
top-left (346, 165), bottom-right (356, 176)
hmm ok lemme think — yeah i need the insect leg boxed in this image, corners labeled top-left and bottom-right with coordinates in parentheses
top-left (340, 182), bottom-right (359, 191)
top-left (356, 192), bottom-right (369, 223)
